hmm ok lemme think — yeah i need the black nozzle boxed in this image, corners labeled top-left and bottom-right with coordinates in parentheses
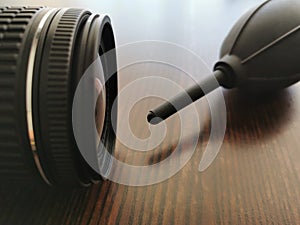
top-left (147, 70), bottom-right (226, 125)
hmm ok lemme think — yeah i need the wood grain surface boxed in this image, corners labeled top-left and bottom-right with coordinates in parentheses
top-left (1, 0), bottom-right (300, 224)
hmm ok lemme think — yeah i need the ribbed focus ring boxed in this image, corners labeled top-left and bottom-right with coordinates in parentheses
top-left (0, 7), bottom-right (43, 180)
top-left (39, 8), bottom-right (90, 185)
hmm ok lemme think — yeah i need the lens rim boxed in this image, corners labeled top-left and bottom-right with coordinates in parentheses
top-left (72, 14), bottom-right (118, 184)
top-left (33, 9), bottom-right (118, 186)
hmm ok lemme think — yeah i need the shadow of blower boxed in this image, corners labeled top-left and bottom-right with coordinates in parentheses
top-left (223, 88), bottom-right (294, 144)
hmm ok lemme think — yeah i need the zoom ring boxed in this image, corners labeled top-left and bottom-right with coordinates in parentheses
top-left (0, 7), bottom-right (43, 180)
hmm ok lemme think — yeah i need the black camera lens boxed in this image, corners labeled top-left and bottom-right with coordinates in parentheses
top-left (0, 7), bottom-right (118, 187)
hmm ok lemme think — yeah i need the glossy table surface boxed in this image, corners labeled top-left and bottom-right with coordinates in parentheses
top-left (1, 0), bottom-right (300, 224)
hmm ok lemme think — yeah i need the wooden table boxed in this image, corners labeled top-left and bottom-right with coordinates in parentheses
top-left (1, 0), bottom-right (300, 224)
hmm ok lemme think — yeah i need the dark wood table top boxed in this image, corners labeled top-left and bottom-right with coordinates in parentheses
top-left (1, 0), bottom-right (300, 224)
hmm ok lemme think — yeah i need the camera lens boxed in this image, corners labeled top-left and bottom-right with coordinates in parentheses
top-left (0, 7), bottom-right (118, 187)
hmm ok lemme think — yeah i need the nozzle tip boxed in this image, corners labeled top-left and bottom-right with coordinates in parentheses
top-left (147, 111), bottom-right (163, 125)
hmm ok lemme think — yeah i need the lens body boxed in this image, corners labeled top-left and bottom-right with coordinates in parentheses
top-left (0, 7), bottom-right (118, 187)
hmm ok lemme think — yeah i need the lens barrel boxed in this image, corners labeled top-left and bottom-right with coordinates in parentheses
top-left (0, 7), bottom-right (118, 187)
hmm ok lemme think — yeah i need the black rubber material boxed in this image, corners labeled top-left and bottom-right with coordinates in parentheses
top-left (216, 0), bottom-right (300, 91)
top-left (0, 7), bottom-right (44, 182)
top-left (148, 0), bottom-right (300, 125)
